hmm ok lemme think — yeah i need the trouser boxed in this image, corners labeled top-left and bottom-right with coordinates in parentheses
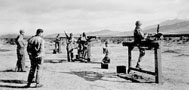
top-left (68, 49), bottom-right (74, 61)
top-left (27, 56), bottom-right (43, 84)
top-left (16, 48), bottom-right (25, 71)
top-left (55, 42), bottom-right (59, 52)
top-left (136, 46), bottom-right (145, 66)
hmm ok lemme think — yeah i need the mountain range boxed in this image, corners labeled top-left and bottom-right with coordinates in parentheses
top-left (1, 19), bottom-right (189, 38)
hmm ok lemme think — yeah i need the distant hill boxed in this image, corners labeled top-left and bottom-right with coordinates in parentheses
top-left (45, 29), bottom-right (130, 38)
top-left (0, 34), bottom-right (18, 38)
top-left (45, 33), bottom-right (66, 38)
top-left (144, 19), bottom-right (189, 34)
top-left (29, 19), bottom-right (189, 38)
top-left (0, 34), bottom-right (31, 39)
top-left (85, 29), bottom-right (121, 37)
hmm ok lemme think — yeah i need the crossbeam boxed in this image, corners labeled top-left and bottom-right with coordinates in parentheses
top-left (129, 67), bottom-right (156, 76)
top-left (122, 41), bottom-right (162, 84)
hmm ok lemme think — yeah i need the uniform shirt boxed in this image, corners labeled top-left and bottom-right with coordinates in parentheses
top-left (67, 37), bottom-right (76, 50)
top-left (16, 34), bottom-right (25, 49)
top-left (27, 35), bottom-right (45, 57)
top-left (55, 35), bottom-right (60, 43)
top-left (134, 26), bottom-right (145, 43)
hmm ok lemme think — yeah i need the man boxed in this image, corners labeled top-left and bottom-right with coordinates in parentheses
top-left (102, 41), bottom-right (110, 64)
top-left (80, 32), bottom-right (88, 59)
top-left (65, 33), bottom-right (76, 62)
top-left (54, 34), bottom-right (60, 53)
top-left (15, 30), bottom-right (26, 72)
top-left (134, 21), bottom-right (148, 69)
top-left (26, 29), bottom-right (45, 88)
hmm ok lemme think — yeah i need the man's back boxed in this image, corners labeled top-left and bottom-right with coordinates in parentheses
top-left (16, 35), bottom-right (25, 48)
top-left (27, 36), bottom-right (45, 57)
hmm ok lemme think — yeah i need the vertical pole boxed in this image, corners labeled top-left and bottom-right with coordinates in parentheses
top-left (154, 43), bottom-right (162, 84)
top-left (128, 46), bottom-right (132, 73)
top-left (87, 41), bottom-right (91, 62)
top-left (58, 40), bottom-right (62, 53)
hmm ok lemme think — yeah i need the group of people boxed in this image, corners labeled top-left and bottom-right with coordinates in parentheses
top-left (65, 32), bottom-right (92, 62)
top-left (15, 29), bottom-right (45, 87)
top-left (14, 20), bottom-right (152, 88)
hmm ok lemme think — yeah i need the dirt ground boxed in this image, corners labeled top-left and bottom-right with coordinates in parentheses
top-left (0, 41), bottom-right (189, 90)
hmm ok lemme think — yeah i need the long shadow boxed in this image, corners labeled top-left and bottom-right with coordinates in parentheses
top-left (117, 75), bottom-right (140, 83)
top-left (87, 61), bottom-right (101, 64)
top-left (0, 69), bottom-right (15, 72)
top-left (117, 73), bottom-right (154, 83)
top-left (0, 79), bottom-right (28, 88)
top-left (44, 59), bottom-right (67, 63)
top-left (0, 85), bottom-right (28, 88)
top-left (176, 54), bottom-right (189, 57)
top-left (62, 71), bottom-right (103, 82)
top-left (0, 79), bottom-right (27, 84)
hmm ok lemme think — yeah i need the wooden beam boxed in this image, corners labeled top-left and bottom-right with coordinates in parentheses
top-left (130, 67), bottom-right (156, 76)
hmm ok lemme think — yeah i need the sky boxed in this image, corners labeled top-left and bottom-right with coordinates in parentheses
top-left (0, 0), bottom-right (189, 35)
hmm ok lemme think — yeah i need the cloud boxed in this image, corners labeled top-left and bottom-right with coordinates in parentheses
top-left (0, 0), bottom-right (188, 35)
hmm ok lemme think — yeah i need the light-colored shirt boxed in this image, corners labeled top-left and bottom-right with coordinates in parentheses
top-left (66, 37), bottom-right (77, 51)
top-left (27, 35), bottom-right (45, 57)
top-left (16, 34), bottom-right (25, 48)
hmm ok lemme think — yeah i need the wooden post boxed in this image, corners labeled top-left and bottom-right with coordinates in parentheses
top-left (87, 41), bottom-right (91, 62)
top-left (58, 41), bottom-right (62, 53)
top-left (66, 46), bottom-right (70, 62)
top-left (154, 42), bottom-right (162, 83)
top-left (128, 46), bottom-right (132, 73)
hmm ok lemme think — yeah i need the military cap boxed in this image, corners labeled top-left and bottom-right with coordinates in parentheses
top-left (135, 21), bottom-right (142, 26)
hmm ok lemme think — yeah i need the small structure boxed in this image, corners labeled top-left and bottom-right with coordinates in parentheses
top-left (76, 36), bottom-right (97, 62)
top-left (122, 41), bottom-right (162, 84)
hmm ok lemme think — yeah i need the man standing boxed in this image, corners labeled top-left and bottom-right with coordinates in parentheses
top-left (15, 30), bottom-right (26, 72)
top-left (26, 29), bottom-right (45, 88)
top-left (134, 21), bottom-right (148, 69)
top-left (65, 32), bottom-right (76, 62)
top-left (54, 34), bottom-right (60, 53)
top-left (102, 41), bottom-right (110, 64)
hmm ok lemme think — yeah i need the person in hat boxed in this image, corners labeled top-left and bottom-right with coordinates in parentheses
top-left (15, 30), bottom-right (26, 72)
top-left (134, 20), bottom-right (148, 69)
top-left (65, 33), bottom-right (76, 62)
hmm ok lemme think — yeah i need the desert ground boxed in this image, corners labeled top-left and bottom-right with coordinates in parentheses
top-left (0, 40), bottom-right (189, 90)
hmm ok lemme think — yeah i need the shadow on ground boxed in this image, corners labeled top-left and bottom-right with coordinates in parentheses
top-left (0, 69), bottom-right (15, 72)
top-left (44, 59), bottom-right (67, 63)
top-left (62, 70), bottom-right (154, 83)
top-left (0, 85), bottom-right (28, 88)
top-left (70, 71), bottom-right (103, 81)
top-left (0, 79), bottom-right (28, 88)
top-left (0, 79), bottom-right (27, 84)
top-left (0, 49), bottom-right (11, 52)
top-left (117, 73), bottom-right (154, 83)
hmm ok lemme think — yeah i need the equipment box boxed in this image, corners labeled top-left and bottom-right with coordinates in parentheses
top-left (101, 63), bottom-right (108, 69)
top-left (117, 66), bottom-right (126, 74)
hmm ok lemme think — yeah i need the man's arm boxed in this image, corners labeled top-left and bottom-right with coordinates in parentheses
top-left (38, 39), bottom-right (45, 58)
top-left (64, 31), bottom-right (69, 39)
top-left (137, 29), bottom-right (146, 39)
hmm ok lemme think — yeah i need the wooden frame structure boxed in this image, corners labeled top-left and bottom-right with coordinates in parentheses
top-left (122, 41), bottom-right (162, 84)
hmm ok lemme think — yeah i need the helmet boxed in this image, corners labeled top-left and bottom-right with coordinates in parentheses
top-left (135, 21), bottom-right (142, 26)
